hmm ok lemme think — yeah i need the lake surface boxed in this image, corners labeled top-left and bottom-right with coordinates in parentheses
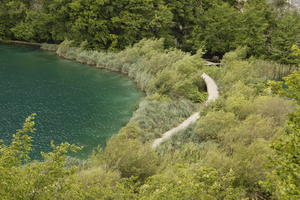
top-left (0, 44), bottom-right (143, 159)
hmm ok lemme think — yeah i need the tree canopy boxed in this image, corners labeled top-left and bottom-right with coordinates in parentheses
top-left (1, 0), bottom-right (300, 63)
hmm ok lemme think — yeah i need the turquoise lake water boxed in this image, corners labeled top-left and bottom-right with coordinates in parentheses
top-left (0, 44), bottom-right (143, 159)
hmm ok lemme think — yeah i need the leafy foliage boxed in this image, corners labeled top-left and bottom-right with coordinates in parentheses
top-left (139, 165), bottom-right (247, 200)
top-left (262, 70), bottom-right (300, 200)
top-left (0, 114), bottom-right (81, 200)
top-left (1, 0), bottom-right (300, 64)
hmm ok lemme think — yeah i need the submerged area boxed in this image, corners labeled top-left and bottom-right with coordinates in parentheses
top-left (0, 44), bottom-right (143, 159)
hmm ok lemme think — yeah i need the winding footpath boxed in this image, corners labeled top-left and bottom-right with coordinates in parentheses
top-left (152, 73), bottom-right (219, 149)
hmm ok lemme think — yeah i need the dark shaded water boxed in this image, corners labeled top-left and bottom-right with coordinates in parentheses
top-left (0, 44), bottom-right (143, 159)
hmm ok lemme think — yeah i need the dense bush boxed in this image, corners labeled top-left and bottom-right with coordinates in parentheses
top-left (139, 164), bottom-right (247, 200)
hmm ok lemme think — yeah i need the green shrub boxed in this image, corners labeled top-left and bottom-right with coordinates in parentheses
top-left (252, 96), bottom-right (294, 125)
top-left (90, 123), bottom-right (159, 180)
top-left (65, 167), bottom-right (123, 200)
top-left (221, 46), bottom-right (248, 64)
top-left (139, 164), bottom-right (247, 200)
top-left (195, 111), bottom-right (237, 142)
top-left (102, 135), bottom-right (158, 180)
top-left (220, 115), bottom-right (279, 150)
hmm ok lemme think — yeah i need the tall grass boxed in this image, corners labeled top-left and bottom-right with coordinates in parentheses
top-left (252, 59), bottom-right (297, 80)
top-left (41, 43), bottom-right (58, 52)
top-left (130, 98), bottom-right (197, 141)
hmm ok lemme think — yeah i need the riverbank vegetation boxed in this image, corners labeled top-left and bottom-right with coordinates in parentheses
top-left (1, 0), bottom-right (300, 199)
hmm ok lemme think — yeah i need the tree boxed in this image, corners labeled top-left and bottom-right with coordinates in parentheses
top-left (163, 0), bottom-right (220, 52)
top-left (263, 71), bottom-right (300, 200)
top-left (269, 70), bottom-right (300, 101)
top-left (236, 0), bottom-right (274, 56)
top-left (0, 0), bottom-right (28, 39)
top-left (0, 114), bottom-right (80, 199)
top-left (11, 10), bottom-right (54, 42)
top-left (291, 45), bottom-right (300, 65)
top-left (192, 3), bottom-right (241, 56)
top-left (269, 11), bottom-right (300, 64)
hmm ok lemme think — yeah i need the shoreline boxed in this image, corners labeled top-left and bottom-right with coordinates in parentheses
top-left (56, 51), bottom-right (147, 94)
top-left (5, 40), bottom-right (43, 47)
top-left (5, 40), bottom-right (212, 150)
top-left (4, 39), bottom-right (147, 104)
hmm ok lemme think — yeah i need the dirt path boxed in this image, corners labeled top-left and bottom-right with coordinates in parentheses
top-left (201, 73), bottom-right (219, 103)
top-left (152, 73), bottom-right (219, 149)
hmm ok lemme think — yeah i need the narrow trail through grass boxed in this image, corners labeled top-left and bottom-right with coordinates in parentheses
top-left (152, 73), bottom-right (219, 149)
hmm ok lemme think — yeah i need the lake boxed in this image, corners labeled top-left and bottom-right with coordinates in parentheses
top-left (0, 44), bottom-right (143, 159)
